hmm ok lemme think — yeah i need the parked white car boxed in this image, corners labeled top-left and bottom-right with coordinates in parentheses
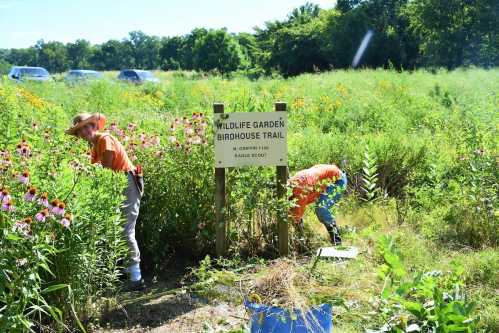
top-left (65, 69), bottom-right (103, 83)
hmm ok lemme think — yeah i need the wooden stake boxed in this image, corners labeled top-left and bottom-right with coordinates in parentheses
top-left (275, 102), bottom-right (289, 256)
top-left (214, 103), bottom-right (227, 256)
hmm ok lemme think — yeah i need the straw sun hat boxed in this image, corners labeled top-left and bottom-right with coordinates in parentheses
top-left (66, 113), bottom-right (106, 136)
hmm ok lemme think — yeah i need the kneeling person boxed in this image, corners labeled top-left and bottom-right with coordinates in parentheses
top-left (289, 164), bottom-right (347, 245)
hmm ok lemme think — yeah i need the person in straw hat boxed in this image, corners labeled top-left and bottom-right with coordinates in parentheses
top-left (66, 113), bottom-right (145, 291)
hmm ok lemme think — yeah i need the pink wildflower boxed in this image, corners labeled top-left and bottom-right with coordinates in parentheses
top-left (24, 187), bottom-right (37, 202)
top-left (127, 123), bottom-right (137, 131)
top-left (184, 127), bottom-right (195, 136)
top-left (2, 200), bottom-right (15, 212)
top-left (54, 202), bottom-right (66, 216)
top-left (38, 192), bottom-right (49, 207)
top-left (151, 135), bottom-right (160, 146)
top-left (110, 122), bottom-right (117, 131)
top-left (18, 170), bottom-right (29, 185)
top-left (60, 213), bottom-right (72, 228)
top-left (168, 136), bottom-right (177, 144)
top-left (2, 194), bottom-right (11, 204)
top-left (35, 208), bottom-right (49, 222)
top-left (0, 188), bottom-right (9, 202)
top-left (32, 122), bottom-right (38, 130)
top-left (16, 143), bottom-right (31, 157)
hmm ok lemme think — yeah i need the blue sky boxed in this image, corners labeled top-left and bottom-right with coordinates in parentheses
top-left (0, 0), bottom-right (335, 48)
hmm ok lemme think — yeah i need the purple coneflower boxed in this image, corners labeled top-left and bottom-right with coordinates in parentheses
top-left (18, 170), bottom-right (29, 185)
top-left (2, 200), bottom-right (15, 212)
top-left (16, 142), bottom-right (31, 157)
top-left (151, 135), bottom-right (160, 146)
top-left (24, 187), bottom-right (37, 202)
top-left (60, 213), bottom-right (72, 228)
top-left (38, 192), bottom-right (49, 207)
top-left (53, 202), bottom-right (66, 216)
top-left (35, 208), bottom-right (49, 222)
top-left (0, 188), bottom-right (9, 202)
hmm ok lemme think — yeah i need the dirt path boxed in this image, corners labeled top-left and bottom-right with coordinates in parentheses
top-left (94, 266), bottom-right (247, 333)
top-left (96, 290), bottom-right (246, 333)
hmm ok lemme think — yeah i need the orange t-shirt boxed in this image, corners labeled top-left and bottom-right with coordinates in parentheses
top-left (91, 133), bottom-right (133, 172)
top-left (289, 164), bottom-right (341, 223)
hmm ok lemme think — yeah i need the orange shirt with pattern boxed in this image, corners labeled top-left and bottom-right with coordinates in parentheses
top-left (289, 164), bottom-right (341, 223)
top-left (91, 133), bottom-right (133, 172)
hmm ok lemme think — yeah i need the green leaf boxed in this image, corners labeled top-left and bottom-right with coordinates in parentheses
top-left (42, 284), bottom-right (68, 294)
top-left (445, 324), bottom-right (469, 332)
top-left (6, 233), bottom-right (22, 241)
top-left (403, 301), bottom-right (424, 316)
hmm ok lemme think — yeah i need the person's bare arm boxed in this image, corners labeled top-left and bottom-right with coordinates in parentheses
top-left (101, 150), bottom-right (115, 169)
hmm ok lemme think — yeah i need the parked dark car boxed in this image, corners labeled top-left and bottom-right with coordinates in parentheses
top-left (117, 69), bottom-right (159, 84)
top-left (8, 66), bottom-right (51, 82)
top-left (65, 69), bottom-right (102, 83)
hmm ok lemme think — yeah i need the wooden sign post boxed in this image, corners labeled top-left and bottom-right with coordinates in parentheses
top-left (275, 102), bottom-right (289, 256)
top-left (213, 102), bottom-right (289, 257)
top-left (214, 103), bottom-right (227, 256)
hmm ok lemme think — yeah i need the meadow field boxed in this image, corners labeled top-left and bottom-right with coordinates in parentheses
top-left (0, 68), bottom-right (497, 332)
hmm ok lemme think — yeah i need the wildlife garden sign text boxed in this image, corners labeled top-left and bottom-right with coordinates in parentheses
top-left (214, 111), bottom-right (287, 167)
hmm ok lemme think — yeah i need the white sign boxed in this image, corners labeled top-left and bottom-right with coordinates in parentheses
top-left (214, 112), bottom-right (287, 167)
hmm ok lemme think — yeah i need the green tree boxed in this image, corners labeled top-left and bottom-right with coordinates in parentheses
top-left (335, 0), bottom-right (364, 13)
top-left (6, 47), bottom-right (38, 67)
top-left (36, 40), bottom-right (69, 72)
top-left (66, 39), bottom-right (92, 69)
top-left (269, 13), bottom-right (329, 76)
top-left (91, 39), bottom-right (134, 70)
top-left (128, 31), bottom-right (161, 69)
top-left (288, 2), bottom-right (321, 24)
top-left (182, 28), bottom-right (208, 70)
top-left (192, 29), bottom-right (244, 74)
top-left (404, 0), bottom-right (499, 68)
top-left (159, 36), bottom-right (184, 70)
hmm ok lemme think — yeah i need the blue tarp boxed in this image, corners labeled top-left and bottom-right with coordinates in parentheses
top-left (244, 300), bottom-right (333, 333)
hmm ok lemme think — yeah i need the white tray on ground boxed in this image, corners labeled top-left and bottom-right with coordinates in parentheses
top-left (316, 246), bottom-right (359, 259)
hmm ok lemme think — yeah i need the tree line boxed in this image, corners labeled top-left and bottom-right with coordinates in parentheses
top-left (1, 0), bottom-right (497, 77)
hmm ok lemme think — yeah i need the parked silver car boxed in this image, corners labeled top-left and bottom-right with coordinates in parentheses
top-left (8, 66), bottom-right (51, 82)
top-left (117, 69), bottom-right (159, 84)
top-left (65, 69), bottom-right (102, 83)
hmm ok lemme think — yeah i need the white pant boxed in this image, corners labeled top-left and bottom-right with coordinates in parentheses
top-left (123, 172), bottom-right (142, 264)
